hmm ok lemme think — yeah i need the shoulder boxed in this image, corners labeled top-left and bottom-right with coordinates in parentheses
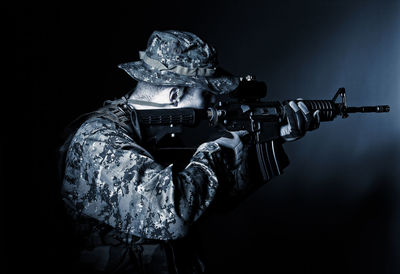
top-left (75, 115), bottom-right (133, 142)
top-left (68, 115), bottom-right (152, 159)
top-left (71, 117), bottom-right (114, 144)
top-left (67, 116), bottom-right (131, 154)
top-left (78, 116), bottom-right (118, 135)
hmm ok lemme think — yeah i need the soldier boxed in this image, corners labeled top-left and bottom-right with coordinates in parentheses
top-left (60, 30), bottom-right (319, 273)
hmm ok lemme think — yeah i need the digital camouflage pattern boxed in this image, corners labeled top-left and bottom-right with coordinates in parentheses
top-left (118, 30), bottom-right (239, 94)
top-left (60, 98), bottom-right (263, 273)
top-left (60, 30), bottom-right (271, 273)
top-left (62, 116), bottom-right (226, 240)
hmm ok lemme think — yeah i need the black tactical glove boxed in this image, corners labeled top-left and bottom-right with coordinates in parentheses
top-left (280, 100), bottom-right (320, 142)
top-left (214, 130), bottom-right (249, 167)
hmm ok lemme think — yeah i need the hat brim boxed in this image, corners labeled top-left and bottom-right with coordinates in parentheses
top-left (118, 61), bottom-right (239, 94)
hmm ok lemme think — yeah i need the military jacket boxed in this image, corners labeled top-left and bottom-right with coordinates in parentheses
top-left (61, 98), bottom-right (268, 273)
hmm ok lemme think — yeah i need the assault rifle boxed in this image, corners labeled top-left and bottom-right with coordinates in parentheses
top-left (135, 75), bottom-right (390, 182)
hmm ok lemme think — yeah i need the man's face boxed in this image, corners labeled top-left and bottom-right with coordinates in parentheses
top-left (130, 84), bottom-right (215, 110)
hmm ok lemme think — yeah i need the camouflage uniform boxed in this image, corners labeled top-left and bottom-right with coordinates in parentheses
top-left (61, 96), bottom-right (259, 273)
top-left (60, 30), bottom-right (272, 273)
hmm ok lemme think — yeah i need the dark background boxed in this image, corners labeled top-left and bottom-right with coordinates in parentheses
top-left (10, 0), bottom-right (400, 273)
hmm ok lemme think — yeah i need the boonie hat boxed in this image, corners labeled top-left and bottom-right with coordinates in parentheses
top-left (118, 30), bottom-right (239, 94)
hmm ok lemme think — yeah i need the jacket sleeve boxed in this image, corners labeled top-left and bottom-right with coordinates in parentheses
top-left (62, 117), bottom-right (224, 240)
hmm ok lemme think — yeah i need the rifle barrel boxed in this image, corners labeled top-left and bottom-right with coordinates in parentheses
top-left (346, 105), bottom-right (390, 113)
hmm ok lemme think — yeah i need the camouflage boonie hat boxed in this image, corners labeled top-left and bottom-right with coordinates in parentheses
top-left (118, 30), bottom-right (239, 94)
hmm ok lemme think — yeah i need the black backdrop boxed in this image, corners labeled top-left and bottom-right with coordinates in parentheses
top-left (10, 1), bottom-right (400, 273)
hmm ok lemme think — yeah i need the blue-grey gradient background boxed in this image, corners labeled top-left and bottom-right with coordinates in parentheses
top-left (11, 0), bottom-right (399, 273)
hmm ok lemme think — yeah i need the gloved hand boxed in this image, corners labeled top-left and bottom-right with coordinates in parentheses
top-left (280, 100), bottom-right (320, 142)
top-left (214, 130), bottom-right (249, 168)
